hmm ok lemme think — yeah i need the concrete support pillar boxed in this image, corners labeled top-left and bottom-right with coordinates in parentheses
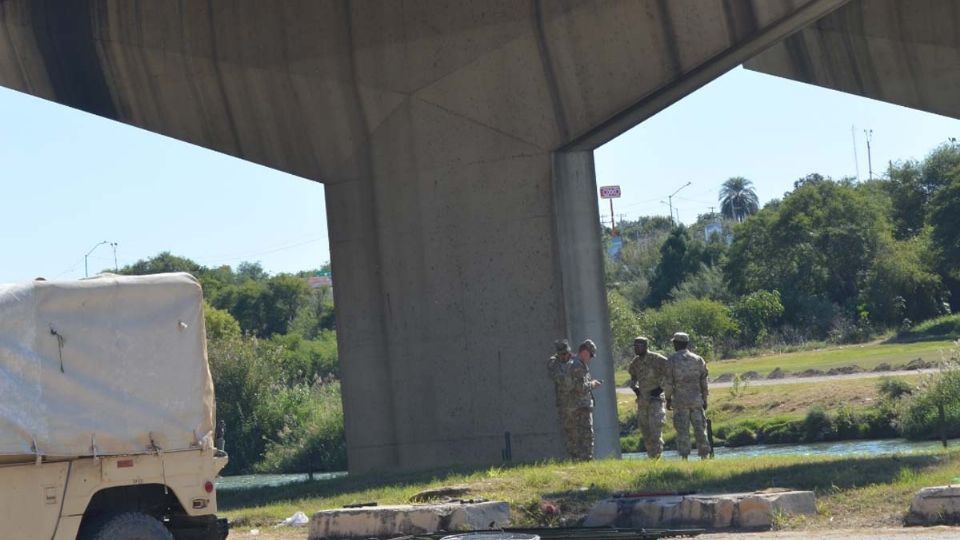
top-left (326, 133), bottom-right (622, 471)
top-left (325, 176), bottom-right (400, 471)
top-left (552, 151), bottom-right (620, 459)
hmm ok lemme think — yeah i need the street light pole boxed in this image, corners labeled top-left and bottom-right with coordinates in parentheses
top-left (84, 241), bottom-right (113, 278)
top-left (864, 129), bottom-right (874, 181)
top-left (667, 181), bottom-right (692, 226)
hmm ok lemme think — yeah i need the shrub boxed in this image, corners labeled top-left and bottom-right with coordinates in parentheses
top-left (902, 353), bottom-right (960, 441)
top-left (207, 334), bottom-right (345, 474)
top-left (878, 378), bottom-right (914, 400)
top-left (734, 290), bottom-right (785, 346)
top-left (803, 407), bottom-right (834, 442)
top-left (255, 382), bottom-right (347, 474)
top-left (608, 290), bottom-right (642, 365)
top-left (725, 427), bottom-right (757, 447)
top-left (620, 433), bottom-right (643, 453)
top-left (641, 298), bottom-right (740, 358)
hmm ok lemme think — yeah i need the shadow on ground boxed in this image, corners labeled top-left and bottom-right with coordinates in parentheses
top-left (220, 453), bottom-right (950, 512)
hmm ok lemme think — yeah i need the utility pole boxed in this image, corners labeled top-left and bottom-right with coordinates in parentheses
top-left (851, 125), bottom-right (860, 181)
top-left (864, 129), bottom-right (874, 180)
top-left (111, 242), bottom-right (119, 272)
top-left (666, 181), bottom-right (692, 226)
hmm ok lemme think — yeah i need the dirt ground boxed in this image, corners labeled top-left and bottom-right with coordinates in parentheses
top-left (230, 526), bottom-right (960, 540)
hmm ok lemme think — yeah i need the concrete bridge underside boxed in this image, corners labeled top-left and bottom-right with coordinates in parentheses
top-left (2, 0), bottom-right (957, 472)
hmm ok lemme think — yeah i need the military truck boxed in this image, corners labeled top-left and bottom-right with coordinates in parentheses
top-left (0, 273), bottom-right (229, 539)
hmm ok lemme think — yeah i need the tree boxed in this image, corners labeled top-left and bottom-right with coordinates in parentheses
top-left (724, 178), bottom-right (890, 328)
top-left (120, 251), bottom-right (203, 275)
top-left (719, 177), bottom-right (760, 222)
top-left (647, 226), bottom-right (701, 306)
top-left (733, 290), bottom-right (785, 345)
top-left (860, 234), bottom-right (947, 326)
top-left (929, 170), bottom-right (960, 306)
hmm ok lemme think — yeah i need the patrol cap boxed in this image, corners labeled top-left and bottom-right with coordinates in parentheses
top-left (671, 332), bottom-right (690, 343)
top-left (634, 336), bottom-right (649, 344)
top-left (555, 339), bottom-right (571, 353)
top-left (579, 339), bottom-right (598, 355)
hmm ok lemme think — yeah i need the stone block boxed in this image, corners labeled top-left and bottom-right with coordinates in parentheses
top-left (906, 486), bottom-right (960, 525)
top-left (308, 501), bottom-right (510, 539)
top-left (583, 490), bottom-right (815, 531)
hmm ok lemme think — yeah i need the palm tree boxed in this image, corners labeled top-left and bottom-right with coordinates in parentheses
top-left (719, 177), bottom-right (759, 222)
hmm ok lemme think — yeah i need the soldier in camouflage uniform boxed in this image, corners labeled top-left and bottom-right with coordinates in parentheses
top-left (547, 339), bottom-right (574, 453)
top-left (664, 332), bottom-right (711, 460)
top-left (627, 336), bottom-right (668, 458)
top-left (563, 339), bottom-right (602, 460)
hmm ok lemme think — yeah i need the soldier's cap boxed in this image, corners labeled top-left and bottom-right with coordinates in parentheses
top-left (633, 336), bottom-right (649, 344)
top-left (579, 339), bottom-right (598, 355)
top-left (555, 339), bottom-right (571, 353)
top-left (671, 332), bottom-right (690, 343)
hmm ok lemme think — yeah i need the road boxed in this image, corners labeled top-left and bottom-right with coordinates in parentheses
top-left (615, 368), bottom-right (937, 394)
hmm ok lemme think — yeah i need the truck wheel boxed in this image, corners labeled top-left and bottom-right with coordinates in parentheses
top-left (81, 512), bottom-right (174, 540)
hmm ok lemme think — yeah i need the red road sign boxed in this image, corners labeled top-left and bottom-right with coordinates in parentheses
top-left (599, 185), bottom-right (621, 199)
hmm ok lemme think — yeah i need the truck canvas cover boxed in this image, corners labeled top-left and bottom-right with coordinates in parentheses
top-left (0, 273), bottom-right (215, 458)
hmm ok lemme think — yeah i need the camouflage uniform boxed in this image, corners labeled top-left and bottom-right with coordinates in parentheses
top-left (563, 356), bottom-right (596, 460)
top-left (665, 337), bottom-right (710, 459)
top-left (628, 350), bottom-right (668, 458)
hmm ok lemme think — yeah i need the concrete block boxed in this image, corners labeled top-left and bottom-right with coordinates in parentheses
top-left (584, 491), bottom-right (815, 531)
top-left (734, 495), bottom-right (774, 529)
top-left (581, 500), bottom-right (618, 527)
top-left (308, 501), bottom-right (509, 539)
top-left (906, 486), bottom-right (960, 525)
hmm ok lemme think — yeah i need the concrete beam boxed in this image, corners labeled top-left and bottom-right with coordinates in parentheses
top-left (746, 0), bottom-right (960, 122)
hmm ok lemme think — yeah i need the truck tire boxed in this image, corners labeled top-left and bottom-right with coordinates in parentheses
top-left (80, 512), bottom-right (174, 540)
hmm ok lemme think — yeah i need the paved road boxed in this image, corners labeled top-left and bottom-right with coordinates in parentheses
top-left (615, 368), bottom-right (937, 394)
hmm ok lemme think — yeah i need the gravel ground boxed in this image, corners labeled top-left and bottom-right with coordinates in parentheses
top-left (229, 526), bottom-right (960, 540)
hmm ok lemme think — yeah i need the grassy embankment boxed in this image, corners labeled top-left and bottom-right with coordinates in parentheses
top-left (220, 449), bottom-right (960, 530)
top-left (615, 338), bottom-right (957, 386)
top-left (618, 375), bottom-right (919, 451)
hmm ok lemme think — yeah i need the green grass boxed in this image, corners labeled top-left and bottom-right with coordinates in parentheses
top-left (895, 313), bottom-right (960, 343)
top-left (220, 450), bottom-right (960, 530)
top-left (616, 339), bottom-right (957, 384)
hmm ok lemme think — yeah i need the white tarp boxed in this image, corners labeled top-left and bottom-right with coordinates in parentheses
top-left (0, 273), bottom-right (215, 458)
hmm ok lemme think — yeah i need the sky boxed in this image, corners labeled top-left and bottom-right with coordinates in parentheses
top-left (2, 65), bottom-right (959, 283)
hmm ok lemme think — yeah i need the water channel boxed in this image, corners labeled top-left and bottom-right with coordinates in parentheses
top-left (216, 438), bottom-right (958, 491)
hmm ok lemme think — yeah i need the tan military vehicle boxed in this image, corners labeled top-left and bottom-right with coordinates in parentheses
top-left (0, 273), bottom-right (229, 539)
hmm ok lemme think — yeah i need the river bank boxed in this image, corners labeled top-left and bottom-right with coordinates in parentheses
top-left (218, 447), bottom-right (960, 533)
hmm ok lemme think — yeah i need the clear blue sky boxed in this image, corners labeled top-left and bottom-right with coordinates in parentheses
top-left (2, 66), bottom-right (959, 283)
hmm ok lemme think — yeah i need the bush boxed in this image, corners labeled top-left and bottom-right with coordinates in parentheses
top-left (620, 433), bottom-right (643, 453)
top-left (803, 407), bottom-right (834, 442)
top-left (725, 426), bottom-right (757, 447)
top-left (733, 290), bottom-right (785, 346)
top-left (641, 298), bottom-right (740, 358)
top-left (902, 355), bottom-right (960, 441)
top-left (608, 290), bottom-right (642, 365)
top-left (204, 302), bottom-right (241, 340)
top-left (207, 334), bottom-right (345, 474)
top-left (878, 378), bottom-right (914, 400)
top-left (255, 382), bottom-right (347, 474)
top-left (270, 330), bottom-right (340, 383)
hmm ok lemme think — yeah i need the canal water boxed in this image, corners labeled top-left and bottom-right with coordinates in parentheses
top-left (216, 438), bottom-right (959, 491)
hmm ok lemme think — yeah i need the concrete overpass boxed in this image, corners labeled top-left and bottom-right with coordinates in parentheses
top-left (1, 0), bottom-right (956, 472)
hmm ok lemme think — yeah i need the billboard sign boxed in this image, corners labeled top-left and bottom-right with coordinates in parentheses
top-left (599, 185), bottom-right (621, 199)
